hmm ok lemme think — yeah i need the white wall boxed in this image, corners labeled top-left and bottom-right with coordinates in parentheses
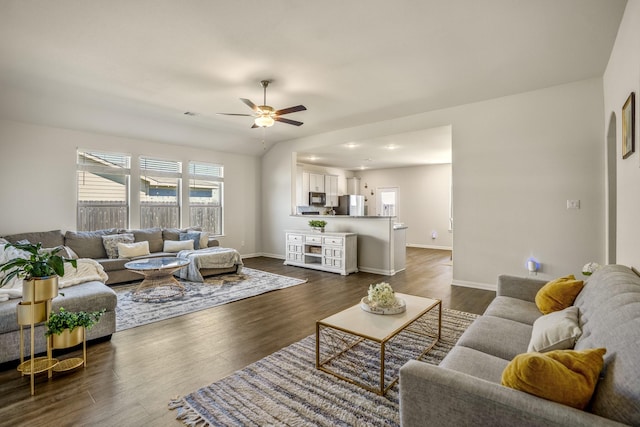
top-left (356, 164), bottom-right (452, 249)
top-left (0, 119), bottom-right (261, 255)
top-left (603, 0), bottom-right (640, 268)
top-left (262, 78), bottom-right (605, 289)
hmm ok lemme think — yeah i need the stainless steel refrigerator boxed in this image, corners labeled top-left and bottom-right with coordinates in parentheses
top-left (336, 195), bottom-right (365, 216)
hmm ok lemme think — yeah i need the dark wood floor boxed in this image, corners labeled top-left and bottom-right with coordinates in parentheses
top-left (0, 248), bottom-right (494, 426)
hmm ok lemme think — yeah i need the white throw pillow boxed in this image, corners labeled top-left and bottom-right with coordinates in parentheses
top-left (163, 239), bottom-right (194, 253)
top-left (118, 241), bottom-right (150, 258)
top-left (528, 306), bottom-right (582, 353)
top-left (101, 233), bottom-right (135, 259)
top-left (199, 231), bottom-right (210, 249)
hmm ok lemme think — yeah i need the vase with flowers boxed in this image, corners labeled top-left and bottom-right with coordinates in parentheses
top-left (360, 282), bottom-right (406, 314)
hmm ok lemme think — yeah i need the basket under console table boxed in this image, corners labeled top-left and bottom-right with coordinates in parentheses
top-left (284, 230), bottom-right (358, 275)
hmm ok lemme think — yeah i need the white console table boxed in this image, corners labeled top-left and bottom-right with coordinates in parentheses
top-left (284, 230), bottom-right (358, 275)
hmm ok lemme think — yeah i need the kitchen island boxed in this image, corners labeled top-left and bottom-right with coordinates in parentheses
top-left (289, 215), bottom-right (405, 275)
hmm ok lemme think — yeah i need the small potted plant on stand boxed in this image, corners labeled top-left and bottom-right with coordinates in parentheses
top-left (309, 220), bottom-right (327, 233)
top-left (46, 307), bottom-right (105, 349)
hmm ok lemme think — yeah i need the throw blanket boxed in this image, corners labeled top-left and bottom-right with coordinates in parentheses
top-left (0, 244), bottom-right (108, 302)
top-left (175, 247), bottom-right (243, 282)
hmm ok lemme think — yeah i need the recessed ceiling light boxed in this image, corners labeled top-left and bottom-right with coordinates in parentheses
top-left (344, 142), bottom-right (359, 149)
top-left (384, 144), bottom-right (399, 150)
top-left (308, 156), bottom-right (318, 161)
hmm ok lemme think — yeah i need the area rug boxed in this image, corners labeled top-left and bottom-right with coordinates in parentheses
top-left (114, 268), bottom-right (308, 331)
top-left (169, 308), bottom-right (478, 426)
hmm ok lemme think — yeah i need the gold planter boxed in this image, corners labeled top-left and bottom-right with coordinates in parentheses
top-left (51, 326), bottom-right (84, 349)
top-left (16, 301), bottom-right (47, 325)
top-left (22, 276), bottom-right (58, 302)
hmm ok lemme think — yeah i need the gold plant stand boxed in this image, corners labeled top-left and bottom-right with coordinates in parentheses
top-left (16, 277), bottom-right (59, 395)
top-left (51, 326), bottom-right (86, 372)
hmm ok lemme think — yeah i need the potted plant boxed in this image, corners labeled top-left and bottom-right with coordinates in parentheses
top-left (0, 242), bottom-right (77, 302)
top-left (308, 220), bottom-right (327, 233)
top-left (45, 307), bottom-right (105, 348)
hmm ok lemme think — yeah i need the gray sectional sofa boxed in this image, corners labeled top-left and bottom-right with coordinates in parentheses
top-left (399, 264), bottom-right (640, 426)
top-left (2, 227), bottom-right (235, 285)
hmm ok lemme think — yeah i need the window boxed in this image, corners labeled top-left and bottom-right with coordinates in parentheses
top-left (77, 150), bottom-right (130, 231)
top-left (189, 161), bottom-right (223, 235)
top-left (377, 187), bottom-right (398, 217)
top-left (140, 157), bottom-right (182, 229)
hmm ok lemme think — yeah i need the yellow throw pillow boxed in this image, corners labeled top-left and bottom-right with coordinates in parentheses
top-left (535, 275), bottom-right (584, 314)
top-left (501, 348), bottom-right (606, 409)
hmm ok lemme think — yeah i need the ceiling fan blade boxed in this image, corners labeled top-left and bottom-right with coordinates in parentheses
top-left (251, 123), bottom-right (259, 129)
top-left (275, 105), bottom-right (307, 116)
top-left (216, 113), bottom-right (254, 116)
top-left (240, 98), bottom-right (259, 112)
top-left (275, 117), bottom-right (304, 126)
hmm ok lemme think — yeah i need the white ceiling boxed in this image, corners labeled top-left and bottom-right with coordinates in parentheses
top-left (0, 0), bottom-right (627, 167)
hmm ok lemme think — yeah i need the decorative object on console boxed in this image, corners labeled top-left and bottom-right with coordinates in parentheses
top-left (308, 220), bottom-right (327, 232)
top-left (622, 92), bottom-right (635, 159)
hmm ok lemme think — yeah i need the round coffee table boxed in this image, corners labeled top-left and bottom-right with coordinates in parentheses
top-left (124, 257), bottom-right (190, 302)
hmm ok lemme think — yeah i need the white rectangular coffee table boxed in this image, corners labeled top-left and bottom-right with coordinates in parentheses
top-left (316, 293), bottom-right (441, 395)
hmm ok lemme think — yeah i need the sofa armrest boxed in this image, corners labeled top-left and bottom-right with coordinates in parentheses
top-left (497, 274), bottom-right (548, 302)
top-left (399, 361), bottom-right (624, 427)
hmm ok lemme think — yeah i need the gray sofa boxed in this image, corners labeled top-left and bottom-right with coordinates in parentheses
top-left (399, 265), bottom-right (640, 426)
top-left (2, 227), bottom-right (237, 285)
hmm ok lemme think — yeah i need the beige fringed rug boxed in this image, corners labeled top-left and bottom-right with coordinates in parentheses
top-left (169, 308), bottom-right (477, 426)
top-left (114, 268), bottom-right (307, 331)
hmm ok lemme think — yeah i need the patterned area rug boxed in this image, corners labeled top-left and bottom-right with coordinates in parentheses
top-left (169, 308), bottom-right (478, 426)
top-left (114, 268), bottom-right (307, 331)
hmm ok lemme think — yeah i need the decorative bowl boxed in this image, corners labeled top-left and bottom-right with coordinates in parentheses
top-left (360, 296), bottom-right (406, 315)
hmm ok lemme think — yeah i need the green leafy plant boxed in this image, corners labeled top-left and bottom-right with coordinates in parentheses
top-left (0, 242), bottom-right (77, 285)
top-left (45, 307), bottom-right (106, 336)
top-left (308, 220), bottom-right (327, 228)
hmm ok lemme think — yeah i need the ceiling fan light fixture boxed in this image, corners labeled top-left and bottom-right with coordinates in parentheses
top-left (254, 115), bottom-right (275, 127)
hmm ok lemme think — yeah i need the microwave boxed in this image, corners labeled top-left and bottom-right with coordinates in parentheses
top-left (309, 192), bottom-right (326, 206)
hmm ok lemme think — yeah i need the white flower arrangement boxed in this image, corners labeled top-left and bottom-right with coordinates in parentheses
top-left (367, 282), bottom-right (396, 307)
top-left (582, 262), bottom-right (602, 276)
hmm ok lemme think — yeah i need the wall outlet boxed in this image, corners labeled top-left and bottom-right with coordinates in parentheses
top-left (431, 231), bottom-right (438, 239)
top-left (567, 199), bottom-right (581, 209)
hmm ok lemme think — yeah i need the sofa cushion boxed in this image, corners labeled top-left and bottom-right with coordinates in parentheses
top-left (99, 258), bottom-right (130, 272)
top-left (101, 233), bottom-right (134, 259)
top-left (65, 229), bottom-right (122, 259)
top-left (3, 230), bottom-right (64, 248)
top-left (501, 348), bottom-right (606, 410)
top-left (535, 275), bottom-right (584, 315)
top-left (162, 227), bottom-right (202, 241)
top-left (528, 306), bottom-right (581, 353)
top-left (180, 232), bottom-right (201, 250)
top-left (572, 264), bottom-right (640, 425)
top-left (439, 345), bottom-right (509, 383)
top-left (163, 239), bottom-right (193, 252)
top-left (456, 316), bottom-right (532, 361)
top-left (118, 241), bottom-right (150, 258)
top-left (483, 296), bottom-right (541, 326)
top-left (129, 227), bottom-right (164, 253)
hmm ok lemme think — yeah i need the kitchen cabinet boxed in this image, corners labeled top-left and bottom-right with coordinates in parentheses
top-left (284, 231), bottom-right (358, 275)
top-left (309, 173), bottom-right (325, 192)
top-left (346, 177), bottom-right (361, 195)
top-left (324, 174), bottom-right (338, 207)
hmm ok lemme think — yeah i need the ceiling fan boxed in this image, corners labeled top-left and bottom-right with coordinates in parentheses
top-left (218, 80), bottom-right (306, 128)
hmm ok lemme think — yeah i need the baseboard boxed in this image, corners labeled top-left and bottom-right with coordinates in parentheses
top-left (357, 266), bottom-right (396, 276)
top-left (257, 253), bottom-right (285, 260)
top-left (451, 279), bottom-right (496, 291)
top-left (239, 252), bottom-right (264, 259)
top-left (407, 243), bottom-right (452, 251)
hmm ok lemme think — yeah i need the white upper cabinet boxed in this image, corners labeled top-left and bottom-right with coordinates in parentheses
top-left (309, 173), bottom-right (325, 192)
